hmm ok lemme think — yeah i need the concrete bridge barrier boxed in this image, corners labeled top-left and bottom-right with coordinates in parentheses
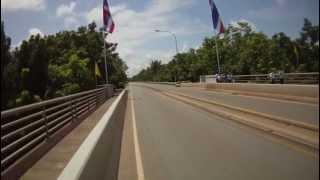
top-left (180, 83), bottom-right (203, 88)
top-left (58, 89), bottom-right (128, 180)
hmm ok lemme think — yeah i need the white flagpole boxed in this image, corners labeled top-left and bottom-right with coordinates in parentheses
top-left (103, 32), bottom-right (109, 84)
top-left (95, 61), bottom-right (98, 86)
top-left (214, 31), bottom-right (221, 74)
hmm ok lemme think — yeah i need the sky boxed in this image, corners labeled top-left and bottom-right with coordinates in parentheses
top-left (1, 0), bottom-right (319, 77)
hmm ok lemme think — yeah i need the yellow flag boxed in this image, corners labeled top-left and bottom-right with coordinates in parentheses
top-left (293, 45), bottom-right (299, 59)
top-left (95, 62), bottom-right (101, 77)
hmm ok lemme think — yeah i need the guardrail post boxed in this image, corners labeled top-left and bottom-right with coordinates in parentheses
top-left (74, 99), bottom-right (78, 120)
top-left (95, 90), bottom-right (98, 108)
top-left (42, 106), bottom-right (49, 140)
top-left (87, 95), bottom-right (90, 113)
top-left (71, 99), bottom-right (75, 123)
top-left (105, 87), bottom-right (107, 102)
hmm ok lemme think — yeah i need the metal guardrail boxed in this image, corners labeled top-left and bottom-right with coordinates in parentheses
top-left (200, 72), bottom-right (319, 84)
top-left (1, 85), bottom-right (114, 179)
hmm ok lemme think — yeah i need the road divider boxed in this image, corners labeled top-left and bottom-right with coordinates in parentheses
top-left (205, 83), bottom-right (319, 104)
top-left (163, 92), bottom-right (319, 150)
top-left (58, 89), bottom-right (128, 180)
top-left (135, 82), bottom-right (319, 104)
top-left (136, 84), bottom-right (319, 153)
top-left (169, 91), bottom-right (318, 131)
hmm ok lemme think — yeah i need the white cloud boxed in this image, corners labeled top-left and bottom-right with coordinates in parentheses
top-left (64, 17), bottom-right (79, 28)
top-left (11, 28), bottom-right (43, 49)
top-left (230, 19), bottom-right (257, 32)
top-left (56, 2), bottom-right (81, 29)
top-left (85, 7), bottom-right (101, 25)
top-left (181, 42), bottom-right (190, 53)
top-left (85, 4), bottom-right (127, 26)
top-left (247, 0), bottom-right (297, 21)
top-left (1, 0), bottom-right (46, 11)
top-left (84, 0), bottom-right (207, 77)
top-left (275, 0), bottom-right (287, 7)
top-left (29, 28), bottom-right (44, 37)
top-left (56, 2), bottom-right (76, 17)
top-left (11, 41), bottom-right (22, 50)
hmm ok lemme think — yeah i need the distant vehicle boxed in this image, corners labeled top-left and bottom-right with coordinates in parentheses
top-left (269, 71), bottom-right (284, 84)
top-left (175, 82), bottom-right (181, 87)
top-left (216, 73), bottom-right (233, 83)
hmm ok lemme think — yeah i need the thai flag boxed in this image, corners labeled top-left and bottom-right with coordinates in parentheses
top-left (103, 0), bottom-right (115, 33)
top-left (208, 0), bottom-right (225, 34)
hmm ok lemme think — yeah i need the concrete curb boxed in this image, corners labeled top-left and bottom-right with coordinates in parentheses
top-left (58, 89), bottom-right (128, 180)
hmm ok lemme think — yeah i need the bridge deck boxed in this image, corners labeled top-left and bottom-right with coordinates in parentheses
top-left (20, 96), bottom-right (117, 180)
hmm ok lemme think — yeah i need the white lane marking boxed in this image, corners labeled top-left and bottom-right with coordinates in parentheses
top-left (130, 89), bottom-right (145, 180)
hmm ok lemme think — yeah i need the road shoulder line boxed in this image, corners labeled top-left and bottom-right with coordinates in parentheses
top-left (130, 90), bottom-right (145, 180)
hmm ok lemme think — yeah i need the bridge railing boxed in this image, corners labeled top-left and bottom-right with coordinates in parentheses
top-left (1, 85), bottom-right (114, 179)
top-left (201, 72), bottom-right (319, 84)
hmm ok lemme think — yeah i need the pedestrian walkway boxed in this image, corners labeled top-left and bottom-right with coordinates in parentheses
top-left (21, 96), bottom-right (117, 180)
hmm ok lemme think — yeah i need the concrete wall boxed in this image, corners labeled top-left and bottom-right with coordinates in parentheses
top-left (105, 84), bottom-right (115, 98)
top-left (181, 83), bottom-right (203, 88)
top-left (205, 83), bottom-right (319, 98)
top-left (58, 90), bottom-right (128, 180)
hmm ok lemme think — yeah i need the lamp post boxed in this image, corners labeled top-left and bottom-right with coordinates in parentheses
top-left (154, 30), bottom-right (179, 82)
top-left (154, 30), bottom-right (179, 54)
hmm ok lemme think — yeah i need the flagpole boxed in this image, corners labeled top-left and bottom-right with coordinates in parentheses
top-left (214, 31), bottom-right (221, 74)
top-left (95, 61), bottom-right (98, 87)
top-left (103, 32), bottom-right (109, 84)
top-left (208, 0), bottom-right (223, 75)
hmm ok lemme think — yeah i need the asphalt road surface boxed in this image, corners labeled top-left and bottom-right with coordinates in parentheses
top-left (139, 83), bottom-right (319, 125)
top-left (129, 83), bottom-right (318, 180)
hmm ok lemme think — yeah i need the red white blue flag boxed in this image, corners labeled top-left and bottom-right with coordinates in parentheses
top-left (103, 0), bottom-right (115, 33)
top-left (208, 0), bottom-right (225, 34)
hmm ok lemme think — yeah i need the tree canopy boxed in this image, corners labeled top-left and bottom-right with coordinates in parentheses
top-left (1, 21), bottom-right (127, 110)
top-left (131, 18), bottom-right (319, 82)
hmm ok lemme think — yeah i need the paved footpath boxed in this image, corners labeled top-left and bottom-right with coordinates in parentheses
top-left (21, 97), bottom-right (116, 180)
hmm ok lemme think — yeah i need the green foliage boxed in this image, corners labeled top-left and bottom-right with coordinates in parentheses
top-left (1, 21), bottom-right (19, 110)
top-left (56, 83), bottom-right (81, 96)
top-left (47, 53), bottom-right (91, 97)
top-left (132, 19), bottom-right (319, 82)
top-left (15, 90), bottom-right (42, 107)
top-left (1, 21), bottom-right (127, 110)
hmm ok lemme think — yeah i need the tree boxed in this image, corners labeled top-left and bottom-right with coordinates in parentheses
top-left (1, 22), bottom-right (128, 110)
top-left (131, 18), bottom-right (319, 82)
top-left (1, 21), bottom-right (11, 109)
top-left (1, 21), bottom-right (19, 110)
top-left (296, 18), bottom-right (319, 72)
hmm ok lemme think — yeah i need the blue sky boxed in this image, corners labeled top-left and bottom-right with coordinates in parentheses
top-left (1, 0), bottom-right (319, 77)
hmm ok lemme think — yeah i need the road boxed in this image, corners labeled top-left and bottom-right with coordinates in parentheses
top-left (128, 83), bottom-right (318, 180)
top-left (139, 83), bottom-right (319, 125)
